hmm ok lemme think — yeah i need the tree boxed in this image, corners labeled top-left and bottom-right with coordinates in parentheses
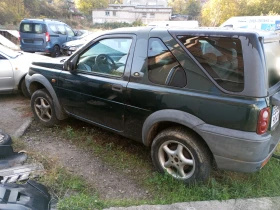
top-left (168, 0), bottom-right (188, 14)
top-left (201, 0), bottom-right (242, 26)
top-left (185, 0), bottom-right (201, 19)
top-left (201, 0), bottom-right (280, 27)
top-left (75, 0), bottom-right (109, 14)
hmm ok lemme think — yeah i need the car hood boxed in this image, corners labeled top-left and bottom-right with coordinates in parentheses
top-left (32, 58), bottom-right (64, 70)
top-left (64, 39), bottom-right (86, 47)
top-left (11, 52), bottom-right (48, 73)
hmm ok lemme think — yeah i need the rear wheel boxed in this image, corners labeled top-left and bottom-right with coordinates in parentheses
top-left (31, 89), bottom-right (58, 127)
top-left (20, 78), bottom-right (30, 98)
top-left (151, 127), bottom-right (212, 184)
top-left (51, 45), bottom-right (60, 57)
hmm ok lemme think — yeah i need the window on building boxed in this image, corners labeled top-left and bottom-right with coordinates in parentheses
top-left (142, 13), bottom-right (147, 18)
top-left (148, 38), bottom-right (187, 88)
top-left (150, 13), bottom-right (155, 18)
top-left (105, 11), bottom-right (110, 16)
top-left (177, 35), bottom-right (244, 92)
top-left (113, 11), bottom-right (116, 16)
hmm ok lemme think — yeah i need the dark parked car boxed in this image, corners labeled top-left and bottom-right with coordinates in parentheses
top-left (19, 18), bottom-right (81, 57)
top-left (25, 27), bottom-right (280, 184)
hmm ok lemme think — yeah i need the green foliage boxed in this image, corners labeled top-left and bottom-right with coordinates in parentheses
top-left (75, 0), bottom-right (108, 14)
top-left (168, 0), bottom-right (188, 14)
top-left (57, 193), bottom-right (104, 210)
top-left (201, 0), bottom-right (280, 26)
top-left (185, 0), bottom-right (202, 19)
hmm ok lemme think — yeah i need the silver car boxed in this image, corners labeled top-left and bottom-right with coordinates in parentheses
top-left (0, 45), bottom-right (45, 97)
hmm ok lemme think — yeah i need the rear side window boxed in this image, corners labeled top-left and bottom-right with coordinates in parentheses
top-left (264, 41), bottom-right (280, 87)
top-left (49, 24), bottom-right (59, 34)
top-left (148, 38), bottom-right (187, 88)
top-left (20, 23), bottom-right (46, 34)
top-left (56, 25), bottom-right (66, 35)
top-left (177, 36), bottom-right (244, 92)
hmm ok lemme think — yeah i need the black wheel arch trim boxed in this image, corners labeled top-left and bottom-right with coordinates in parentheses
top-left (142, 109), bottom-right (205, 146)
top-left (28, 73), bottom-right (67, 120)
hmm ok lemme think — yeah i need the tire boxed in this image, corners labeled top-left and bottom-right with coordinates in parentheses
top-left (51, 45), bottom-right (60, 58)
top-left (0, 132), bottom-right (12, 145)
top-left (20, 78), bottom-right (31, 98)
top-left (31, 89), bottom-right (58, 127)
top-left (151, 127), bottom-right (212, 184)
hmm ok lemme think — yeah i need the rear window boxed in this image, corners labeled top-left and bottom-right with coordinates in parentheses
top-left (177, 36), bottom-right (244, 92)
top-left (264, 41), bottom-right (280, 87)
top-left (20, 23), bottom-right (46, 34)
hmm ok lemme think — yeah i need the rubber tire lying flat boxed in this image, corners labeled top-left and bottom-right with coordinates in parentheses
top-left (0, 132), bottom-right (12, 146)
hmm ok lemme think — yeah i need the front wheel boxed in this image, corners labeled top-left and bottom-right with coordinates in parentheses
top-left (151, 127), bottom-right (212, 184)
top-left (31, 89), bottom-right (58, 127)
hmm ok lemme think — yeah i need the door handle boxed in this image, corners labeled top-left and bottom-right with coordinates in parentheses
top-left (112, 84), bottom-right (123, 92)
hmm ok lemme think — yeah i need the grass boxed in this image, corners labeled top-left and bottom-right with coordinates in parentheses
top-left (18, 119), bottom-right (280, 209)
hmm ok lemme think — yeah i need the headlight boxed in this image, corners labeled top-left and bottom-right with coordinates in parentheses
top-left (69, 46), bottom-right (77, 51)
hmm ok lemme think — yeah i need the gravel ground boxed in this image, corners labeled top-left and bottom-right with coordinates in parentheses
top-left (22, 121), bottom-right (151, 201)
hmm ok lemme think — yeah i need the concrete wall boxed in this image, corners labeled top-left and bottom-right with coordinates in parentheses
top-left (92, 5), bottom-right (172, 24)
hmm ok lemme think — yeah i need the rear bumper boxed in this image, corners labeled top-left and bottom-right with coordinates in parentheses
top-left (196, 124), bottom-right (280, 172)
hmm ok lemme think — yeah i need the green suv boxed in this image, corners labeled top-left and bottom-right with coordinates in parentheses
top-left (25, 27), bottom-right (280, 184)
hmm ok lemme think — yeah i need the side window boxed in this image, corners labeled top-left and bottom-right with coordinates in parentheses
top-left (56, 24), bottom-right (66, 35)
top-left (177, 36), bottom-right (244, 92)
top-left (76, 38), bottom-right (132, 77)
top-left (65, 26), bottom-right (75, 37)
top-left (148, 38), bottom-right (187, 88)
top-left (49, 24), bottom-right (59, 34)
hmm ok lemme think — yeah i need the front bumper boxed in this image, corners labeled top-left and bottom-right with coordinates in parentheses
top-left (196, 123), bottom-right (280, 172)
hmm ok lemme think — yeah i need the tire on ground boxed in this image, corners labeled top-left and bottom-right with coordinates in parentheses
top-left (151, 127), bottom-right (212, 185)
top-left (31, 89), bottom-right (59, 127)
top-left (51, 45), bottom-right (60, 58)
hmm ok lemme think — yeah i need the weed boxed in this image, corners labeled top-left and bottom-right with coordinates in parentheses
top-left (65, 126), bottom-right (75, 139)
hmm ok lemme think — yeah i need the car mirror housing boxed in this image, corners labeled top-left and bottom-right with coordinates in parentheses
top-left (63, 55), bottom-right (79, 72)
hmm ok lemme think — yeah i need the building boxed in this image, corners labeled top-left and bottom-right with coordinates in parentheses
top-left (92, 0), bottom-right (172, 25)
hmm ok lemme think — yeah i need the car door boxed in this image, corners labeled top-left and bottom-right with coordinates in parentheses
top-left (56, 24), bottom-right (67, 44)
top-left (65, 25), bottom-right (76, 42)
top-left (0, 53), bottom-right (14, 91)
top-left (56, 35), bottom-right (135, 131)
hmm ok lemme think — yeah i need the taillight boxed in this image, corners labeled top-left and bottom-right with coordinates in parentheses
top-left (257, 107), bottom-right (271, 135)
top-left (18, 31), bottom-right (20, 41)
top-left (46, 32), bottom-right (50, 42)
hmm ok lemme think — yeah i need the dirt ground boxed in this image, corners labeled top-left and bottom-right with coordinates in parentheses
top-left (22, 120), bottom-right (150, 201)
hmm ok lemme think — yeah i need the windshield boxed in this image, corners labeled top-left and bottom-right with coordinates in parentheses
top-left (0, 45), bottom-right (20, 58)
top-left (264, 40), bottom-right (280, 87)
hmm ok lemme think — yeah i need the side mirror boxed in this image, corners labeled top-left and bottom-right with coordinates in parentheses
top-left (63, 55), bottom-right (79, 73)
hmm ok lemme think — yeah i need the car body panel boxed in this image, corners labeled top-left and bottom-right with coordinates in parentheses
top-left (26, 27), bottom-right (280, 173)
top-left (19, 19), bottom-right (80, 54)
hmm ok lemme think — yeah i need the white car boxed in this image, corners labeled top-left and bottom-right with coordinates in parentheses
top-left (0, 45), bottom-right (46, 97)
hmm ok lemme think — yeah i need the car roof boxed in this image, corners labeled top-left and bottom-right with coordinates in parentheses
top-left (20, 19), bottom-right (63, 24)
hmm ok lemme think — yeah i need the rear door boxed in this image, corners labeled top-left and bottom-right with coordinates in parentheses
top-left (55, 24), bottom-right (67, 45)
top-left (0, 53), bottom-right (14, 91)
top-left (65, 25), bottom-right (76, 42)
top-left (265, 38), bottom-right (280, 130)
top-left (20, 22), bottom-right (46, 52)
